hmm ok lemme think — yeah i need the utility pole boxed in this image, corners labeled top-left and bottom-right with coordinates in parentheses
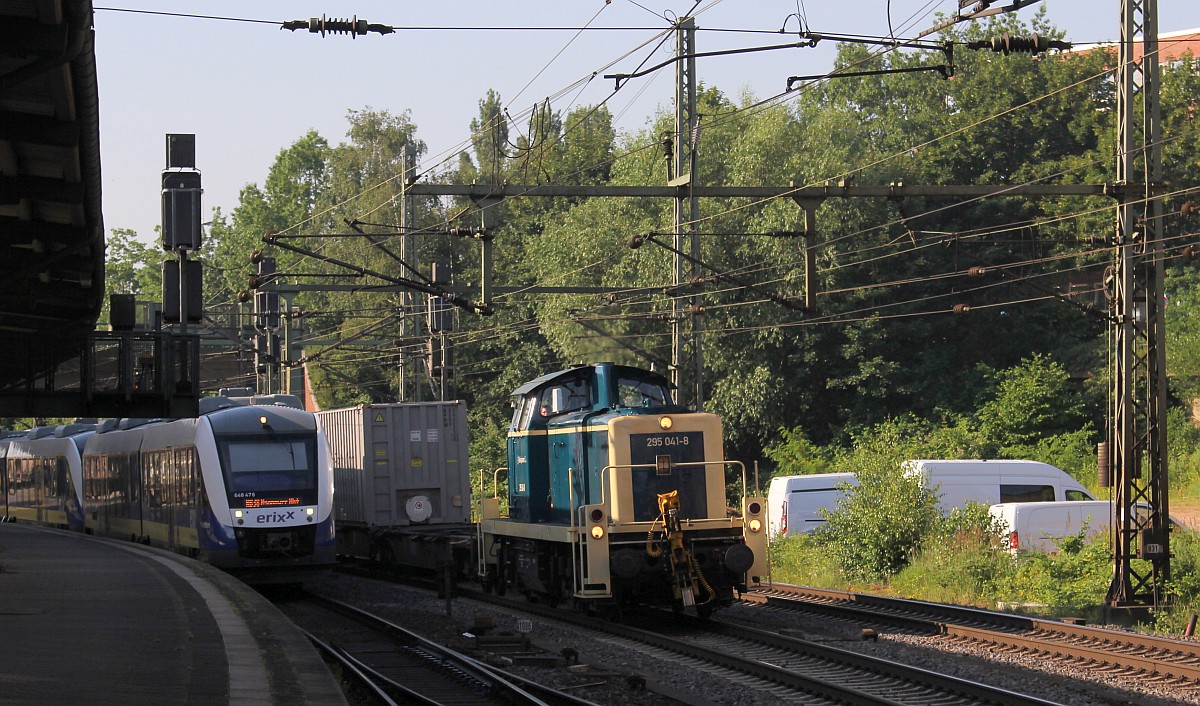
top-left (672, 17), bottom-right (703, 409)
top-left (1107, 0), bottom-right (1169, 610)
top-left (398, 144), bottom-right (421, 402)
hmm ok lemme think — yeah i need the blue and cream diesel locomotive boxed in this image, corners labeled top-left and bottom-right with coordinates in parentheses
top-left (477, 363), bottom-right (768, 616)
top-left (1, 394), bottom-right (336, 584)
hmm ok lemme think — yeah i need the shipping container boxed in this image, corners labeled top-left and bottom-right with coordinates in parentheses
top-left (317, 401), bottom-right (474, 575)
top-left (318, 401), bottom-right (470, 528)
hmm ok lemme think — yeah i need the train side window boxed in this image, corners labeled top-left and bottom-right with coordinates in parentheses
top-left (514, 396), bottom-right (536, 431)
top-left (539, 378), bottom-right (591, 415)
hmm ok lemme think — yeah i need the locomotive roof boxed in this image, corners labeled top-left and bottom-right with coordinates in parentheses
top-left (510, 363), bottom-right (671, 397)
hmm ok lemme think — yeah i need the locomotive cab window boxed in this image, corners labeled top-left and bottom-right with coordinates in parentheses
top-left (616, 377), bottom-right (672, 409)
top-left (538, 378), bottom-right (592, 416)
top-left (512, 396), bottom-right (537, 431)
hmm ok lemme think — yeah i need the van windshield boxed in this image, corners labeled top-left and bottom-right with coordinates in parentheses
top-left (1065, 489), bottom-right (1095, 501)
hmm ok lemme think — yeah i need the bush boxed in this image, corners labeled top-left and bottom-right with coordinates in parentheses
top-left (891, 503), bottom-right (1014, 605)
top-left (817, 422), bottom-right (941, 581)
top-left (993, 530), bottom-right (1111, 611)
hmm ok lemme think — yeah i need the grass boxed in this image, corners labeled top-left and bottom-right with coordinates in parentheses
top-left (769, 527), bottom-right (1200, 632)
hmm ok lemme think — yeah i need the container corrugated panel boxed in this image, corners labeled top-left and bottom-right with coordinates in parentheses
top-left (318, 401), bottom-right (470, 527)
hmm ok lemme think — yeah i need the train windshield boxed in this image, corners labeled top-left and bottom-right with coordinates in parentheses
top-left (217, 435), bottom-right (317, 496)
top-left (616, 377), bottom-right (672, 408)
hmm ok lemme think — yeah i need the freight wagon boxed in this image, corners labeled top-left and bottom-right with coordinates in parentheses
top-left (318, 401), bottom-right (475, 578)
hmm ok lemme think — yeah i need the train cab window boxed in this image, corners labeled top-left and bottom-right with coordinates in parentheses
top-left (616, 377), bottom-right (672, 408)
top-left (219, 437), bottom-right (316, 492)
top-left (513, 396), bottom-right (536, 432)
top-left (538, 378), bottom-right (592, 417)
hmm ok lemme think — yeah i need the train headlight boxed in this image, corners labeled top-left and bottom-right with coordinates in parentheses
top-left (659, 416), bottom-right (673, 430)
top-left (748, 518), bottom-right (763, 533)
top-left (234, 510), bottom-right (243, 519)
top-left (306, 507), bottom-right (315, 516)
top-left (259, 415), bottom-right (268, 426)
top-left (591, 525), bottom-right (605, 540)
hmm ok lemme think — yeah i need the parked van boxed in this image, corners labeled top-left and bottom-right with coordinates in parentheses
top-left (767, 472), bottom-right (858, 538)
top-left (990, 500), bottom-right (1177, 554)
top-left (904, 459), bottom-right (1095, 514)
top-left (989, 500), bottom-right (1120, 553)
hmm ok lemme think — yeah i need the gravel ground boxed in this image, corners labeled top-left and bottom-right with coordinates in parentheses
top-left (305, 573), bottom-right (1200, 706)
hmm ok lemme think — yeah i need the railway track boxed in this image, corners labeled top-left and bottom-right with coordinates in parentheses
top-left (275, 591), bottom-right (594, 706)
top-left (750, 584), bottom-right (1200, 687)
top-left (461, 587), bottom-right (1060, 705)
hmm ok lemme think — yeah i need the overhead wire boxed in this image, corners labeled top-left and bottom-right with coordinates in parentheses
top-left (142, 5), bottom-right (1200, 374)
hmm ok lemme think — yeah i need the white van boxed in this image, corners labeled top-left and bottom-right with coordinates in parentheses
top-left (990, 500), bottom-right (1176, 554)
top-left (767, 472), bottom-right (858, 538)
top-left (904, 459), bottom-right (1095, 515)
top-left (989, 500), bottom-right (1119, 553)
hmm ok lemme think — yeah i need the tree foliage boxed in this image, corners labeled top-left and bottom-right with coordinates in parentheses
top-left (98, 14), bottom-right (1200, 495)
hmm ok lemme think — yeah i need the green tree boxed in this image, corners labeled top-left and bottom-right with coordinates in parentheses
top-left (973, 354), bottom-right (1090, 453)
top-left (104, 228), bottom-right (161, 301)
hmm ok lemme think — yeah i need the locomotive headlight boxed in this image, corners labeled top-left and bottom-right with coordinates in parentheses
top-left (748, 518), bottom-right (763, 533)
top-left (234, 510), bottom-right (244, 519)
top-left (306, 507), bottom-right (315, 522)
top-left (591, 525), bottom-right (605, 540)
top-left (259, 415), bottom-right (269, 426)
top-left (659, 416), bottom-right (673, 430)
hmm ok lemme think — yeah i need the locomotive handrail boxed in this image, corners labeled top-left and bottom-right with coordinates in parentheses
top-left (486, 467), bottom-right (507, 499)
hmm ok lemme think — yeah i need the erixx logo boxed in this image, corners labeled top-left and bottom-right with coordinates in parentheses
top-left (256, 511), bottom-right (297, 523)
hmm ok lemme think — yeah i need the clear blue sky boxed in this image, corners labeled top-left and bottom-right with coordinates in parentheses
top-left (92, 1), bottom-right (1200, 242)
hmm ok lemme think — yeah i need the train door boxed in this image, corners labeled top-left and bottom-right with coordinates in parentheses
top-left (173, 447), bottom-right (198, 550)
top-left (164, 449), bottom-right (177, 548)
top-left (1, 446), bottom-right (7, 519)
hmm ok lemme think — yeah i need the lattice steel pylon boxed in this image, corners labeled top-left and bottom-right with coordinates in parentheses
top-left (1107, 0), bottom-right (1169, 609)
top-left (672, 17), bottom-right (703, 410)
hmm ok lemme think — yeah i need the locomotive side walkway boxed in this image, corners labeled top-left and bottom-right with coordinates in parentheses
top-left (0, 523), bottom-right (347, 706)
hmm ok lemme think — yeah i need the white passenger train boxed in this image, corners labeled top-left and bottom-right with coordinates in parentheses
top-left (1, 393), bottom-right (336, 584)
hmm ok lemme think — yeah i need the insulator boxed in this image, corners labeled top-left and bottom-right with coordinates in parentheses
top-left (967, 266), bottom-right (987, 277)
top-left (1097, 442), bottom-right (1111, 488)
top-left (1182, 200), bottom-right (1197, 217)
top-left (1184, 245), bottom-right (1199, 260)
top-left (237, 290), bottom-right (252, 304)
top-left (628, 235), bottom-right (644, 249)
top-left (969, 33), bottom-right (1070, 55)
top-left (952, 303), bottom-right (970, 314)
top-left (308, 15), bottom-right (368, 38)
top-left (250, 250), bottom-right (262, 264)
top-left (688, 305), bottom-right (704, 315)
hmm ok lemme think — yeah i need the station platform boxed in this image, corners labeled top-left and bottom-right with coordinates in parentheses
top-left (0, 523), bottom-right (347, 705)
